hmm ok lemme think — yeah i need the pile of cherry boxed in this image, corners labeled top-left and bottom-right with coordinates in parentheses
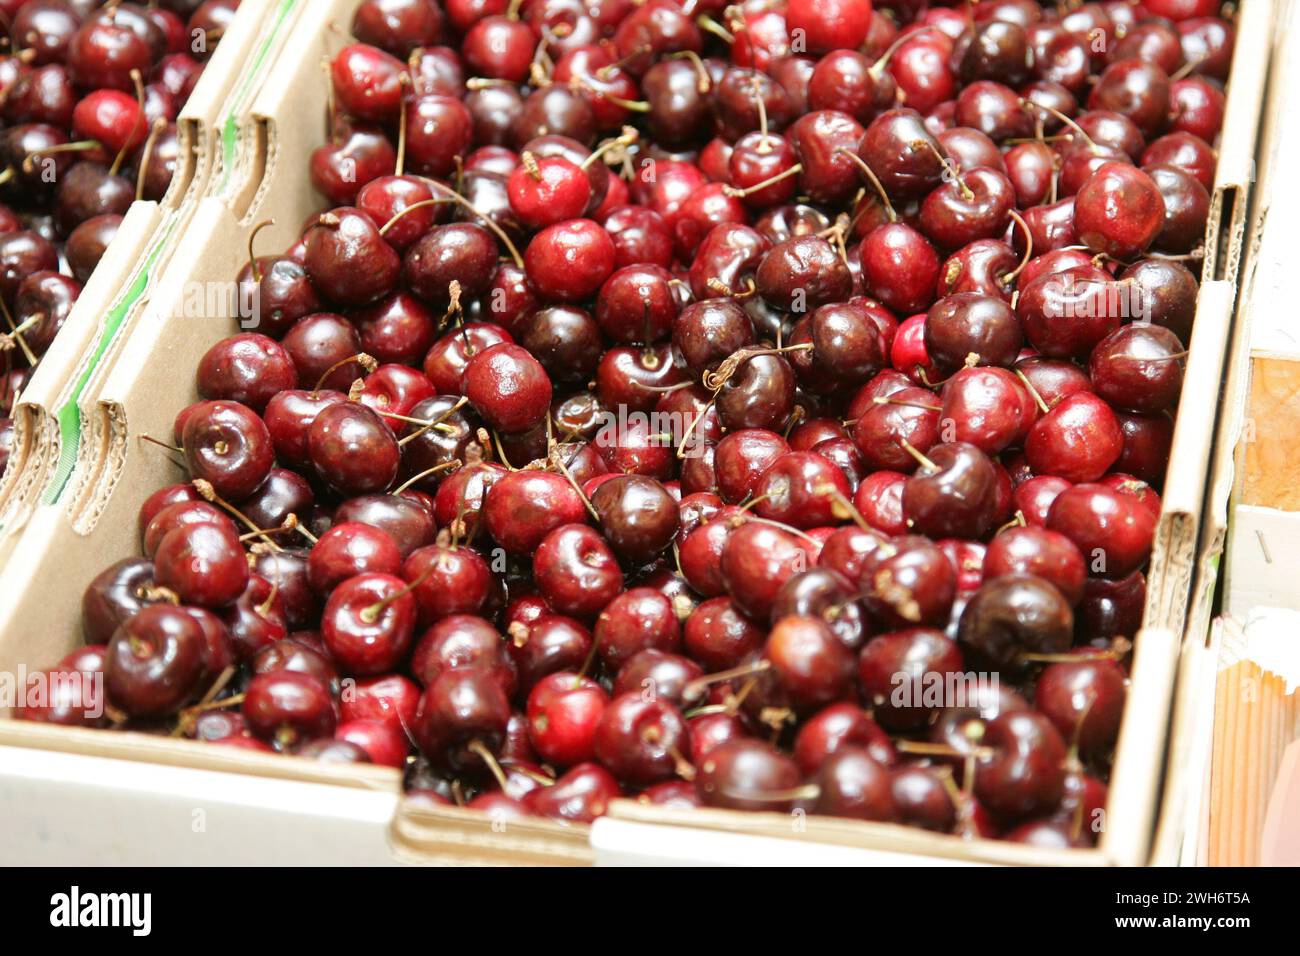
top-left (18, 0), bottom-right (1234, 850)
top-left (0, 0), bottom-right (237, 473)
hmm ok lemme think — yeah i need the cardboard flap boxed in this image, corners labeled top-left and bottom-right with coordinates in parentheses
top-left (0, 202), bottom-right (163, 534)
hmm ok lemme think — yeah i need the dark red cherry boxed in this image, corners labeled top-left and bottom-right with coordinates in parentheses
top-left (304, 208), bottom-right (400, 306)
top-left (105, 606), bottom-right (208, 717)
top-left (858, 535), bottom-right (957, 629)
top-left (974, 711), bottom-right (1067, 820)
top-left (181, 400), bottom-right (273, 502)
top-left (958, 574), bottom-right (1073, 672)
top-left (1047, 483), bottom-right (1157, 580)
top-left (526, 672), bottom-right (609, 768)
top-left (902, 441), bottom-right (1000, 540)
top-left (153, 521), bottom-right (250, 609)
top-left (984, 526), bottom-right (1086, 605)
top-left (859, 222), bottom-right (940, 315)
top-left (695, 738), bottom-right (802, 812)
top-left (1025, 392), bottom-right (1123, 484)
top-left (308, 402), bottom-right (400, 496)
top-left (243, 671), bottom-right (337, 750)
top-left (1073, 162), bottom-right (1165, 259)
top-left (525, 762), bottom-right (621, 823)
top-left (593, 692), bottom-right (689, 786)
top-left (534, 524), bottom-right (623, 620)
top-left (925, 292), bottom-right (1022, 372)
top-left (483, 470), bottom-right (589, 555)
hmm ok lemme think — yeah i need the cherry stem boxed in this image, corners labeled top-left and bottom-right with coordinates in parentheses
top-left (696, 14), bottom-right (734, 44)
top-left (912, 138), bottom-right (971, 200)
top-left (836, 148), bottom-right (897, 222)
top-left (683, 659), bottom-right (772, 704)
top-left (674, 397), bottom-right (715, 460)
top-left (22, 140), bottom-right (100, 173)
top-left (0, 295), bottom-right (35, 365)
top-left (468, 739), bottom-right (510, 792)
top-left (1012, 368), bottom-right (1050, 414)
top-left (898, 438), bottom-right (938, 472)
top-left (705, 276), bottom-right (756, 298)
top-left (313, 352), bottom-right (376, 396)
top-left (548, 437), bottom-right (600, 522)
top-left (701, 343), bottom-right (813, 393)
top-left (246, 219), bottom-right (275, 284)
top-left (134, 118), bottom-right (167, 202)
top-left (581, 126), bottom-right (639, 170)
top-left (377, 197), bottom-right (449, 236)
top-left (192, 478), bottom-right (282, 551)
top-left (489, 429), bottom-right (517, 470)
top-left (1025, 100), bottom-right (1100, 155)
top-left (1001, 209), bottom-right (1034, 288)
top-left (358, 561), bottom-right (439, 624)
top-left (667, 49), bottom-right (711, 93)
top-left (391, 459), bottom-right (461, 496)
top-left (418, 177), bottom-right (525, 268)
top-left (873, 395), bottom-right (942, 412)
top-left (894, 739), bottom-right (994, 760)
top-left (721, 163), bottom-right (802, 198)
top-left (398, 395), bottom-right (468, 446)
top-left (814, 483), bottom-right (873, 533)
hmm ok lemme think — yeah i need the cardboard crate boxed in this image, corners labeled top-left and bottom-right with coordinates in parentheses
top-left (0, 0), bottom-right (293, 558)
top-left (600, 0), bottom-right (1276, 866)
top-left (0, 0), bottom-right (593, 866)
top-left (0, 0), bottom-right (1272, 866)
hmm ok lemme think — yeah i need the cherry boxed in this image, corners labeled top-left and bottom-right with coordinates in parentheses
top-left (534, 524), bottom-right (623, 620)
top-left (858, 535), bottom-right (956, 629)
top-left (525, 762), bottom-right (622, 823)
top-left (524, 218), bottom-right (615, 303)
top-left (984, 526), bottom-right (1086, 606)
top-left (83, 558), bottom-right (162, 645)
top-left (720, 520), bottom-right (812, 622)
top-left (527, 672), bottom-right (609, 768)
top-left (1047, 483), bottom-right (1156, 580)
top-left (924, 292), bottom-right (1022, 372)
top-left (196, 334), bottom-right (296, 413)
top-left (1089, 324), bottom-right (1185, 414)
top-left (756, 235), bottom-right (853, 313)
top-left (814, 748), bottom-right (897, 821)
top-left (1025, 391), bottom-right (1123, 484)
top-left (974, 711), bottom-right (1067, 820)
top-left (244, 671), bottom-right (337, 750)
top-left (765, 614), bottom-right (856, 710)
top-left (463, 15), bottom-right (536, 84)
top-left (751, 451), bottom-right (852, 530)
top-left (695, 738), bottom-right (802, 812)
top-left (330, 44), bottom-right (405, 123)
top-left (613, 649), bottom-right (702, 709)
top-left (401, 544), bottom-right (491, 626)
top-left (939, 367), bottom-right (1034, 454)
top-left (904, 442), bottom-right (999, 539)
top-left (461, 342), bottom-right (552, 434)
top-left (593, 692), bottom-right (689, 785)
top-left (793, 702), bottom-right (894, 775)
top-left (308, 402), bottom-right (400, 496)
top-left (589, 475), bottom-right (679, 565)
top-left (405, 221), bottom-right (499, 307)
top-left (104, 606), bottom-right (208, 717)
top-left (857, 627), bottom-right (964, 730)
top-left (859, 222), bottom-right (941, 316)
top-left (410, 614), bottom-right (512, 691)
top-left (412, 667), bottom-right (511, 775)
top-left (1035, 653), bottom-right (1127, 755)
top-left (307, 522), bottom-right (402, 595)
top-left (334, 494), bottom-right (436, 558)
top-left (142, 501), bottom-right (232, 558)
top-left (958, 574), bottom-right (1074, 672)
top-left (483, 470), bottom-right (589, 555)
top-left (304, 208), bottom-right (400, 306)
top-left (310, 125), bottom-right (396, 205)
top-left (1073, 162), bottom-right (1165, 259)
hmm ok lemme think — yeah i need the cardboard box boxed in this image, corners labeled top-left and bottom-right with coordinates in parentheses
top-left (0, 0), bottom-right (594, 866)
top-left (601, 0), bottom-right (1276, 866)
top-left (0, 0), bottom-right (1272, 867)
top-left (0, 0), bottom-right (293, 557)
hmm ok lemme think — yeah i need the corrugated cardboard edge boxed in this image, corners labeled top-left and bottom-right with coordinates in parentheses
top-left (0, 0), bottom-right (291, 545)
top-left (0, 203), bottom-right (160, 539)
top-left (388, 805), bottom-right (593, 866)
